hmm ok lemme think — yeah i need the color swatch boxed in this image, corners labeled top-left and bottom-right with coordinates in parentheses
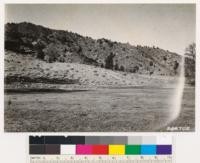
top-left (109, 145), bottom-right (125, 155)
top-left (141, 145), bottom-right (156, 155)
top-left (125, 145), bottom-right (141, 155)
top-left (29, 136), bottom-right (172, 155)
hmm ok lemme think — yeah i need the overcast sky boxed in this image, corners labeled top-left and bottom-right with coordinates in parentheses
top-left (5, 4), bottom-right (196, 55)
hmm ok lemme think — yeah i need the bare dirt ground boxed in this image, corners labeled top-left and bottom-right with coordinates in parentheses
top-left (4, 86), bottom-right (194, 132)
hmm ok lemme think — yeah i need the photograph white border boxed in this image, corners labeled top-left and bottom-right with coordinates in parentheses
top-left (0, 0), bottom-right (199, 162)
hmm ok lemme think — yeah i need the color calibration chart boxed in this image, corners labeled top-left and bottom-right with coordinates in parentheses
top-left (29, 136), bottom-right (173, 163)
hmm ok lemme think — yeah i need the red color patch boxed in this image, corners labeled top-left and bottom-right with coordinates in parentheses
top-left (92, 145), bottom-right (108, 154)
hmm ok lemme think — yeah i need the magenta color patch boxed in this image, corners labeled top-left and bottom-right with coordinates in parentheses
top-left (76, 145), bottom-right (93, 154)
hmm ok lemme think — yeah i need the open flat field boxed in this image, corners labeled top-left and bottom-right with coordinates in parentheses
top-left (4, 86), bottom-right (195, 132)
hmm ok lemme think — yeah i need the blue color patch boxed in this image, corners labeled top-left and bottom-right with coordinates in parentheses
top-left (141, 145), bottom-right (156, 155)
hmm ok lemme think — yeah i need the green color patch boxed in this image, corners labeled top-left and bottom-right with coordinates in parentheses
top-left (125, 145), bottom-right (141, 155)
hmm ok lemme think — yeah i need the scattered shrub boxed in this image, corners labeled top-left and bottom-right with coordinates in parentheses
top-left (120, 65), bottom-right (125, 71)
top-left (58, 55), bottom-right (65, 62)
top-left (100, 63), bottom-right (104, 68)
top-left (43, 43), bottom-right (61, 63)
top-left (149, 61), bottom-right (153, 66)
top-left (150, 71), bottom-right (153, 75)
top-left (130, 66), bottom-right (139, 73)
top-left (173, 60), bottom-right (179, 74)
top-left (114, 63), bottom-right (119, 70)
top-left (105, 52), bottom-right (115, 70)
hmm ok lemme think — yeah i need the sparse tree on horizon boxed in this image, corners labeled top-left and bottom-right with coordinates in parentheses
top-left (185, 43), bottom-right (196, 60)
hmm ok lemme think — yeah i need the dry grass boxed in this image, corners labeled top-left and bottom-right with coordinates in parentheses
top-left (4, 87), bottom-right (195, 132)
top-left (4, 107), bottom-right (166, 132)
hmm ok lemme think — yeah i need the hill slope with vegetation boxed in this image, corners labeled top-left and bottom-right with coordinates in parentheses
top-left (5, 22), bottom-right (183, 75)
top-left (5, 22), bottom-right (195, 86)
top-left (5, 51), bottom-right (178, 90)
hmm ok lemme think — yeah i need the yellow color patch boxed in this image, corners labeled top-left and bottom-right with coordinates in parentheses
top-left (109, 145), bottom-right (125, 155)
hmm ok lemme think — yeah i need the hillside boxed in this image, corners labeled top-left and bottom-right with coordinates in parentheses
top-left (5, 22), bottom-right (183, 76)
top-left (5, 51), bottom-right (178, 90)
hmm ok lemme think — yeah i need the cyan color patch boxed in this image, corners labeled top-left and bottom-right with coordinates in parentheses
top-left (141, 145), bottom-right (156, 155)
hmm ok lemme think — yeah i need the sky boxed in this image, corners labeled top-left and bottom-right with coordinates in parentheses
top-left (5, 4), bottom-right (196, 55)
